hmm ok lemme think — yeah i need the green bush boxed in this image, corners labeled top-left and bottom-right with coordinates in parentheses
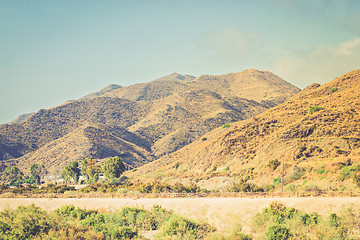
top-left (158, 215), bottom-right (215, 239)
top-left (301, 213), bottom-right (319, 226)
top-left (226, 180), bottom-right (264, 192)
top-left (341, 164), bottom-right (359, 179)
top-left (222, 123), bottom-right (231, 128)
top-left (329, 213), bottom-right (340, 227)
top-left (308, 105), bottom-right (323, 114)
top-left (273, 177), bottom-right (282, 186)
top-left (330, 87), bottom-right (338, 92)
top-left (0, 204), bottom-right (53, 239)
top-left (289, 166), bottom-right (304, 181)
top-left (267, 159), bottom-right (280, 171)
top-left (265, 224), bottom-right (293, 240)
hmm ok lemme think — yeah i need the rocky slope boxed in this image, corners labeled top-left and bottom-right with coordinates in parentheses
top-left (0, 70), bottom-right (299, 173)
top-left (129, 70), bottom-right (360, 191)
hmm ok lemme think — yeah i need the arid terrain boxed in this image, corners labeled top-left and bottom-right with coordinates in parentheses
top-left (0, 70), bottom-right (299, 174)
top-left (129, 70), bottom-right (360, 191)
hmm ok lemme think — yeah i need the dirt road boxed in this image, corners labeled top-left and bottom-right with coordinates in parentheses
top-left (1, 197), bottom-right (358, 233)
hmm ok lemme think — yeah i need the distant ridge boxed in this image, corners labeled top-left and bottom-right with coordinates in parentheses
top-left (81, 84), bottom-right (122, 100)
top-left (8, 112), bottom-right (34, 124)
top-left (0, 70), bottom-right (300, 174)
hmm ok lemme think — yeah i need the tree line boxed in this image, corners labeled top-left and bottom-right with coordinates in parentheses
top-left (61, 156), bottom-right (125, 184)
top-left (0, 156), bottom-right (125, 186)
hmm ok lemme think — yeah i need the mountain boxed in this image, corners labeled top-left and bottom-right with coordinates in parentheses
top-left (0, 70), bottom-right (300, 174)
top-left (129, 70), bottom-right (360, 190)
top-left (81, 84), bottom-right (122, 100)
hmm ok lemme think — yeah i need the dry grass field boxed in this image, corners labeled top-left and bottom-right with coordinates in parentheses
top-left (1, 197), bottom-right (359, 234)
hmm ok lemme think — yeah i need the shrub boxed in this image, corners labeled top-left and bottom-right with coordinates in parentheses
top-left (301, 213), bottom-right (319, 225)
top-left (284, 183), bottom-right (298, 192)
top-left (289, 166), bottom-right (304, 180)
top-left (3, 205), bottom-right (54, 239)
top-left (330, 87), bottom-right (338, 92)
top-left (329, 213), bottom-right (340, 227)
top-left (222, 123), bottom-right (231, 128)
top-left (308, 105), bottom-right (323, 114)
top-left (267, 159), bottom-right (280, 171)
top-left (157, 215), bottom-right (215, 239)
top-left (273, 177), bottom-right (282, 185)
top-left (353, 173), bottom-right (360, 188)
top-left (265, 224), bottom-right (293, 240)
top-left (341, 164), bottom-right (360, 180)
top-left (201, 137), bottom-right (208, 141)
top-left (227, 180), bottom-right (264, 192)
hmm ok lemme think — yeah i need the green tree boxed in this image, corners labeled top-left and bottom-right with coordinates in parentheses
top-left (100, 156), bottom-right (125, 180)
top-left (30, 163), bottom-right (48, 185)
top-left (81, 158), bottom-right (99, 183)
top-left (61, 161), bottom-right (80, 184)
top-left (0, 166), bottom-right (23, 185)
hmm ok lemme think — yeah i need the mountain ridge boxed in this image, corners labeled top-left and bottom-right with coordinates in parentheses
top-left (128, 70), bottom-right (360, 191)
top-left (0, 69), bottom-right (300, 174)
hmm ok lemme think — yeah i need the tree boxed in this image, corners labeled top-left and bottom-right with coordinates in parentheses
top-left (100, 156), bottom-right (125, 180)
top-left (81, 158), bottom-right (99, 183)
top-left (0, 166), bottom-right (24, 185)
top-left (61, 161), bottom-right (80, 184)
top-left (30, 163), bottom-right (48, 185)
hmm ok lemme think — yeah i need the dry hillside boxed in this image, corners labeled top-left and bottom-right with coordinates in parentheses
top-left (129, 70), bottom-right (360, 191)
top-left (0, 70), bottom-right (299, 173)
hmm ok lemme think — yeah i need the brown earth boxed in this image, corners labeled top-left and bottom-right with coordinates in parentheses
top-left (129, 70), bottom-right (360, 191)
top-left (0, 70), bottom-right (299, 174)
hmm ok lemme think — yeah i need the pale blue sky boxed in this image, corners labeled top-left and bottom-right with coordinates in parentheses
top-left (1, 0), bottom-right (360, 123)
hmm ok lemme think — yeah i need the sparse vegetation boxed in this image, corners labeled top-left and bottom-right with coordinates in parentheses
top-left (226, 178), bottom-right (264, 192)
top-left (267, 159), bottom-right (280, 171)
top-left (251, 201), bottom-right (349, 239)
top-left (308, 105), bottom-right (323, 114)
top-left (158, 214), bottom-right (215, 239)
top-left (222, 123), bottom-right (231, 128)
top-left (330, 87), bottom-right (338, 92)
top-left (0, 204), bottom-right (220, 240)
top-left (77, 181), bottom-right (205, 194)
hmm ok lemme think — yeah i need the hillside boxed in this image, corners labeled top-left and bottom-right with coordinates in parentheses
top-left (0, 70), bottom-right (299, 174)
top-left (128, 70), bottom-right (360, 191)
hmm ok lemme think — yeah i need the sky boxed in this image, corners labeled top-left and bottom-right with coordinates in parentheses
top-left (1, 0), bottom-right (360, 123)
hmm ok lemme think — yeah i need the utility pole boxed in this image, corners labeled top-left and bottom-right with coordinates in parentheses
top-left (281, 159), bottom-right (284, 193)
